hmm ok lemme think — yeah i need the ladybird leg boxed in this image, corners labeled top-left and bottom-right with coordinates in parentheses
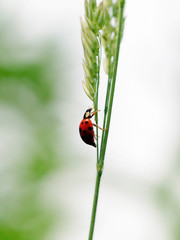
top-left (91, 110), bottom-right (100, 117)
top-left (92, 123), bottom-right (107, 131)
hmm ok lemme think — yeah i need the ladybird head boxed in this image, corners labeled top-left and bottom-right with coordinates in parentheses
top-left (83, 108), bottom-right (93, 119)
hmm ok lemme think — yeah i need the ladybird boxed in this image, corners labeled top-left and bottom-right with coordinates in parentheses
top-left (79, 108), bottom-right (106, 147)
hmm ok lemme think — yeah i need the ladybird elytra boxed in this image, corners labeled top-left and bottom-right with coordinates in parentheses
top-left (79, 108), bottom-right (106, 147)
top-left (79, 118), bottom-right (96, 147)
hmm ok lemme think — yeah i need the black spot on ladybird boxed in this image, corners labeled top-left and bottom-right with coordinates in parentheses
top-left (79, 127), bottom-right (82, 132)
top-left (88, 127), bottom-right (93, 131)
top-left (83, 130), bottom-right (87, 134)
top-left (88, 135), bottom-right (93, 139)
top-left (85, 121), bottom-right (88, 124)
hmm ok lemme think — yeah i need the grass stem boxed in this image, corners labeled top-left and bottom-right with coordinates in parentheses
top-left (88, 1), bottom-right (125, 239)
top-left (88, 170), bottom-right (102, 240)
top-left (99, 0), bottom-right (125, 168)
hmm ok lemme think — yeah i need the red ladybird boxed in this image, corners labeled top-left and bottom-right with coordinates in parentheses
top-left (79, 108), bottom-right (106, 147)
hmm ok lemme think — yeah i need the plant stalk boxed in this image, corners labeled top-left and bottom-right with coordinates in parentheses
top-left (88, 1), bottom-right (125, 239)
top-left (88, 170), bottom-right (102, 240)
top-left (99, 0), bottom-right (125, 168)
top-left (94, 36), bottom-right (102, 162)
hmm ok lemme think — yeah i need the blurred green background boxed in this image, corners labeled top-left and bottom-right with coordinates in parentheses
top-left (0, 0), bottom-right (180, 240)
top-left (0, 6), bottom-right (65, 240)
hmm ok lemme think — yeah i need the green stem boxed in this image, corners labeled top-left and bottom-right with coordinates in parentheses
top-left (101, 75), bottom-right (111, 148)
top-left (101, 50), bottom-right (113, 148)
top-left (94, 97), bottom-right (99, 161)
top-left (94, 44), bottom-right (101, 162)
top-left (88, 1), bottom-right (125, 239)
top-left (88, 170), bottom-right (102, 240)
top-left (102, 35), bottom-right (114, 138)
top-left (99, 0), bottom-right (125, 169)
